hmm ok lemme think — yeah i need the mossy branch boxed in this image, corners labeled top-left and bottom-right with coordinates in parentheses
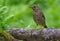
top-left (0, 30), bottom-right (19, 41)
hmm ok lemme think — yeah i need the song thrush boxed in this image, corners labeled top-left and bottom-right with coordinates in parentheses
top-left (30, 5), bottom-right (47, 28)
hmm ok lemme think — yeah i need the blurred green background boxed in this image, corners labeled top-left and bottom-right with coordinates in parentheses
top-left (0, 0), bottom-right (60, 30)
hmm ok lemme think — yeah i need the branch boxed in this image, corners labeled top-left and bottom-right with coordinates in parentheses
top-left (0, 30), bottom-right (19, 41)
top-left (8, 28), bottom-right (60, 41)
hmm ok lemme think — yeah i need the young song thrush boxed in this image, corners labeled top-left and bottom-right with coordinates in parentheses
top-left (31, 5), bottom-right (47, 28)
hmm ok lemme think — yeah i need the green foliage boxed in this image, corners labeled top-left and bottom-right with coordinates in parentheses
top-left (0, 0), bottom-right (60, 30)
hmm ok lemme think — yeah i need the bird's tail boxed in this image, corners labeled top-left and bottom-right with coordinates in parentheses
top-left (44, 25), bottom-right (48, 28)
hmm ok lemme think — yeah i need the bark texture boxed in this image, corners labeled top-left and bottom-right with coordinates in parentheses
top-left (8, 28), bottom-right (60, 41)
top-left (0, 30), bottom-right (19, 41)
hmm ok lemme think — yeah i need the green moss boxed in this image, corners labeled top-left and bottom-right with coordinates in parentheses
top-left (0, 30), bottom-right (14, 41)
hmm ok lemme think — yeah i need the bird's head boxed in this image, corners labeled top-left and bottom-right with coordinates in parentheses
top-left (30, 5), bottom-right (39, 10)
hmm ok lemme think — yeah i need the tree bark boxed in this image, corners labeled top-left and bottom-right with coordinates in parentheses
top-left (0, 30), bottom-right (19, 41)
top-left (8, 28), bottom-right (60, 41)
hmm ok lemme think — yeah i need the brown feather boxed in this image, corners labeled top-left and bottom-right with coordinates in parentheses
top-left (31, 5), bottom-right (47, 28)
